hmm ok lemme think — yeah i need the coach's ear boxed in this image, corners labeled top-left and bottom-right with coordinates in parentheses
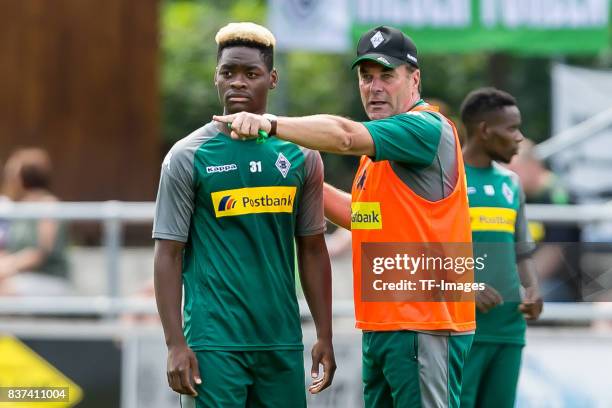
top-left (269, 68), bottom-right (278, 90)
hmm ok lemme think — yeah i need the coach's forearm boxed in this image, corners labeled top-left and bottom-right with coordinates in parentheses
top-left (324, 183), bottom-right (352, 230)
top-left (154, 240), bottom-right (187, 347)
top-left (276, 115), bottom-right (374, 156)
top-left (297, 234), bottom-right (333, 340)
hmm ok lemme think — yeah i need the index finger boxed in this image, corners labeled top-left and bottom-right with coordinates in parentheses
top-left (213, 114), bottom-right (234, 123)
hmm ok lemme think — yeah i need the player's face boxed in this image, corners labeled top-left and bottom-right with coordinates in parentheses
top-left (215, 46), bottom-right (277, 115)
top-left (358, 62), bottom-right (420, 120)
top-left (483, 105), bottom-right (524, 163)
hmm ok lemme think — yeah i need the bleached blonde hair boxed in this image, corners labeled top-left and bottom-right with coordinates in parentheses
top-left (215, 22), bottom-right (276, 48)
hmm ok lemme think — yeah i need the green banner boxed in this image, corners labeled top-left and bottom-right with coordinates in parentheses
top-left (351, 0), bottom-right (610, 54)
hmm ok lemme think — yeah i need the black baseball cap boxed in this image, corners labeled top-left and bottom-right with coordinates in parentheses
top-left (351, 26), bottom-right (419, 69)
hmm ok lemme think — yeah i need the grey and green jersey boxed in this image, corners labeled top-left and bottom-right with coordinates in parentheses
top-left (363, 99), bottom-right (458, 201)
top-left (466, 163), bottom-right (535, 345)
top-left (153, 122), bottom-right (325, 351)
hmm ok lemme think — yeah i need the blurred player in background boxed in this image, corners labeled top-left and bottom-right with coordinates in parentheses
top-left (153, 22), bottom-right (335, 407)
top-left (216, 25), bottom-right (474, 408)
top-left (460, 88), bottom-right (543, 408)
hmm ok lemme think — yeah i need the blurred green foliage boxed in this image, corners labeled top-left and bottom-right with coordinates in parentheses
top-left (161, 0), bottom-right (609, 162)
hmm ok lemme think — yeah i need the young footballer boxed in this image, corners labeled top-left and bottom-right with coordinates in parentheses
top-left (460, 87), bottom-right (543, 408)
top-left (153, 22), bottom-right (335, 407)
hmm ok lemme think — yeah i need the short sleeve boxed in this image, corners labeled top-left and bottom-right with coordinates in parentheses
top-left (295, 149), bottom-right (326, 236)
top-left (152, 147), bottom-right (196, 242)
top-left (363, 111), bottom-right (442, 166)
top-left (515, 184), bottom-right (536, 260)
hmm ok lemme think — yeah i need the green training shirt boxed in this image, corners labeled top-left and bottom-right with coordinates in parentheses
top-left (466, 163), bottom-right (535, 345)
top-left (363, 100), bottom-right (458, 201)
top-left (153, 122), bottom-right (326, 351)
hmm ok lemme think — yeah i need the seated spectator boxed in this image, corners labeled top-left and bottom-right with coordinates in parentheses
top-left (0, 148), bottom-right (71, 296)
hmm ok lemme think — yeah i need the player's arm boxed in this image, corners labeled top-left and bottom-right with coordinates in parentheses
top-left (517, 258), bottom-right (542, 320)
top-left (154, 239), bottom-right (200, 396)
top-left (152, 146), bottom-right (200, 396)
top-left (323, 183), bottom-right (351, 230)
top-left (295, 149), bottom-right (336, 394)
top-left (515, 186), bottom-right (543, 320)
top-left (296, 234), bottom-right (335, 394)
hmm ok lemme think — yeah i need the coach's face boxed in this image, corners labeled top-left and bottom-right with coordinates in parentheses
top-left (358, 61), bottom-right (420, 120)
top-left (483, 105), bottom-right (524, 163)
top-left (215, 46), bottom-right (277, 115)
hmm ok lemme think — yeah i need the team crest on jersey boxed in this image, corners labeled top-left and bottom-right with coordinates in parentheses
top-left (502, 182), bottom-right (514, 204)
top-left (484, 185), bottom-right (495, 196)
top-left (275, 153), bottom-right (291, 178)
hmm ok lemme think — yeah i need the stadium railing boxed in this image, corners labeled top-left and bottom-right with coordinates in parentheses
top-left (1, 201), bottom-right (611, 322)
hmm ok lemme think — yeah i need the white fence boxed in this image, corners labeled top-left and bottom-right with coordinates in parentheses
top-left (1, 201), bottom-right (612, 321)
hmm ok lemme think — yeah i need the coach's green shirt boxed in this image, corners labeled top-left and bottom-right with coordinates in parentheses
top-left (153, 122), bottom-right (325, 351)
top-left (363, 100), bottom-right (459, 202)
top-left (466, 163), bottom-right (535, 345)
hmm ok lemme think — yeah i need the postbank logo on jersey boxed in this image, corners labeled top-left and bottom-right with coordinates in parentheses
top-left (217, 195), bottom-right (238, 211)
top-left (211, 186), bottom-right (296, 218)
top-left (469, 207), bottom-right (516, 234)
top-left (351, 202), bottom-right (382, 230)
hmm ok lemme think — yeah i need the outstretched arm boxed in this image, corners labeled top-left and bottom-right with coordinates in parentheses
top-left (213, 113), bottom-right (375, 156)
top-left (296, 234), bottom-right (336, 394)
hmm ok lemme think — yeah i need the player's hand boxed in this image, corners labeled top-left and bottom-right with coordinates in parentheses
top-left (213, 112), bottom-right (271, 140)
top-left (476, 284), bottom-right (503, 313)
top-left (308, 338), bottom-right (336, 394)
top-left (166, 343), bottom-right (202, 396)
top-left (519, 285), bottom-right (543, 320)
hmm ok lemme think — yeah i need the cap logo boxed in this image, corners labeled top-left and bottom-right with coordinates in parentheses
top-left (407, 54), bottom-right (418, 63)
top-left (370, 31), bottom-right (384, 48)
top-left (377, 56), bottom-right (390, 65)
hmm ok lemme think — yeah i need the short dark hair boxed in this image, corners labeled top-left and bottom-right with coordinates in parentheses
top-left (10, 148), bottom-right (53, 190)
top-left (460, 87), bottom-right (517, 128)
top-left (21, 162), bottom-right (51, 189)
top-left (217, 40), bottom-right (274, 71)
